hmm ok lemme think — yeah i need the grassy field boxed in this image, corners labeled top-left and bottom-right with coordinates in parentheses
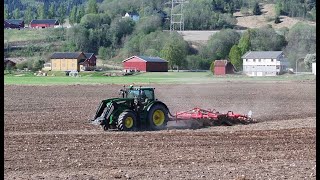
top-left (4, 28), bottom-right (52, 42)
top-left (4, 71), bottom-right (316, 85)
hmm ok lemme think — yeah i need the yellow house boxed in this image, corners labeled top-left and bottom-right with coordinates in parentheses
top-left (50, 52), bottom-right (87, 71)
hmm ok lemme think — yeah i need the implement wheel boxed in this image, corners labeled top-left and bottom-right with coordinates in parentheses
top-left (148, 104), bottom-right (169, 130)
top-left (117, 111), bottom-right (137, 131)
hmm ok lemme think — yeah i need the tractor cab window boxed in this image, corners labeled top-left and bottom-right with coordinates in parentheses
top-left (127, 89), bottom-right (154, 100)
top-left (143, 90), bottom-right (154, 100)
top-left (127, 90), bottom-right (140, 98)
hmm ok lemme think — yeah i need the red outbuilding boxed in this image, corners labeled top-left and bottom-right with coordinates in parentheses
top-left (79, 53), bottom-right (97, 71)
top-left (122, 56), bottom-right (168, 72)
top-left (30, 19), bottom-right (59, 28)
top-left (214, 60), bottom-right (235, 75)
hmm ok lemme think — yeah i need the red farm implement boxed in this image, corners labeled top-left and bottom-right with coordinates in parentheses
top-left (171, 107), bottom-right (256, 126)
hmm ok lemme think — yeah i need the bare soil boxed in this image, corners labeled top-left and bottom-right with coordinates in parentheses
top-left (4, 80), bottom-right (316, 179)
top-left (234, 4), bottom-right (316, 29)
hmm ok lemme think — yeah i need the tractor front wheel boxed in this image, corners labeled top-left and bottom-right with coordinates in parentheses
top-left (117, 111), bottom-right (137, 131)
top-left (148, 104), bottom-right (169, 130)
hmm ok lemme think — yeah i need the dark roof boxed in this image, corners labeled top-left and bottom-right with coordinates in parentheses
top-left (4, 59), bottom-right (16, 64)
top-left (138, 56), bottom-right (168, 62)
top-left (30, 19), bottom-right (59, 25)
top-left (241, 51), bottom-right (284, 59)
top-left (50, 52), bottom-right (85, 59)
top-left (84, 53), bottom-right (95, 59)
top-left (5, 19), bottom-right (24, 25)
top-left (123, 56), bottom-right (168, 63)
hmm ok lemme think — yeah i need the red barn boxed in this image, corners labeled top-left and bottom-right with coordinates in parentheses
top-left (214, 60), bottom-right (235, 75)
top-left (30, 19), bottom-right (59, 28)
top-left (79, 53), bottom-right (97, 71)
top-left (122, 56), bottom-right (168, 72)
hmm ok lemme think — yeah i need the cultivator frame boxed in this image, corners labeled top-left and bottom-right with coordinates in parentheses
top-left (170, 107), bottom-right (256, 126)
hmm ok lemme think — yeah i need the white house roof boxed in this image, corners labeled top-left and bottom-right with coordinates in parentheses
top-left (242, 51), bottom-right (283, 59)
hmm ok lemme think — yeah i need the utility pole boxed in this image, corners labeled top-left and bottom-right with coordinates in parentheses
top-left (170, 0), bottom-right (187, 33)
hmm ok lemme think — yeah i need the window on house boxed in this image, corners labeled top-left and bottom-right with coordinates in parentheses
top-left (259, 59), bottom-right (261, 62)
top-left (253, 59), bottom-right (256, 62)
top-left (271, 59), bottom-right (274, 62)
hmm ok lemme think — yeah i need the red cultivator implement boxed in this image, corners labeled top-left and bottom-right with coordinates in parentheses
top-left (170, 107), bottom-right (256, 126)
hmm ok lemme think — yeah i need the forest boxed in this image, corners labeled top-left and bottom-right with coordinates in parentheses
top-left (4, 0), bottom-right (317, 71)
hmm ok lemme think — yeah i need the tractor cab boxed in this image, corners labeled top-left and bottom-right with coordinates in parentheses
top-left (120, 85), bottom-right (155, 101)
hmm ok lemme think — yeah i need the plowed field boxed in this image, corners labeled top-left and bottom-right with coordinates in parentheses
top-left (4, 81), bottom-right (316, 179)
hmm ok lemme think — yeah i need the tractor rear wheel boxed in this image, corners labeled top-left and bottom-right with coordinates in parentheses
top-left (148, 104), bottom-right (169, 130)
top-left (117, 111), bottom-right (137, 131)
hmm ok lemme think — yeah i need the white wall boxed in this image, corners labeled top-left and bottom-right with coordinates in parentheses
top-left (312, 63), bottom-right (316, 75)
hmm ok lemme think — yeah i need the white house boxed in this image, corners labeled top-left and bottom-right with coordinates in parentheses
top-left (242, 51), bottom-right (289, 76)
top-left (123, 12), bottom-right (140, 21)
top-left (312, 62), bottom-right (316, 75)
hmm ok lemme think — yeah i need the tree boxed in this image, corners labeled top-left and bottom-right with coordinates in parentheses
top-left (86, 0), bottom-right (98, 14)
top-left (250, 26), bottom-right (286, 51)
top-left (69, 6), bottom-right (77, 25)
top-left (66, 25), bottom-right (89, 51)
top-left (4, 5), bottom-right (9, 19)
top-left (24, 6), bottom-right (33, 25)
top-left (76, 6), bottom-right (86, 23)
top-left (135, 15), bottom-right (162, 34)
top-left (210, 61), bottom-right (215, 74)
top-left (37, 4), bottom-right (46, 19)
top-left (238, 30), bottom-right (251, 55)
top-left (13, 8), bottom-right (20, 19)
top-left (252, 2), bottom-right (261, 15)
top-left (202, 29), bottom-right (240, 60)
top-left (58, 4), bottom-right (66, 26)
top-left (98, 47), bottom-right (108, 60)
top-left (284, 23), bottom-right (316, 67)
top-left (160, 33), bottom-right (188, 71)
top-left (80, 14), bottom-right (102, 29)
top-left (48, 3), bottom-right (55, 19)
top-left (228, 45), bottom-right (242, 70)
top-left (303, 53), bottom-right (316, 70)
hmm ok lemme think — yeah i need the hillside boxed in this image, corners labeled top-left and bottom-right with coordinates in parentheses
top-left (234, 4), bottom-right (316, 30)
top-left (179, 3), bottom-right (316, 44)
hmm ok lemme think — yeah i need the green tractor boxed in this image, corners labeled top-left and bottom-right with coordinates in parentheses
top-left (91, 85), bottom-right (170, 131)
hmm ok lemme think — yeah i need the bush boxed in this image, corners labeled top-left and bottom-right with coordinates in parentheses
top-left (210, 61), bottom-right (215, 74)
top-left (16, 61), bottom-right (28, 70)
top-left (274, 16), bottom-right (281, 24)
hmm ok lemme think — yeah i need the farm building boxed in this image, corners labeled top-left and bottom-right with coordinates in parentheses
top-left (50, 52), bottom-right (96, 72)
top-left (79, 53), bottom-right (97, 71)
top-left (312, 63), bottom-right (316, 75)
top-left (4, 59), bottom-right (16, 69)
top-left (4, 19), bottom-right (24, 29)
top-left (214, 60), bottom-right (235, 75)
top-left (123, 56), bottom-right (168, 72)
top-left (242, 51), bottom-right (289, 76)
top-left (30, 19), bottom-right (59, 28)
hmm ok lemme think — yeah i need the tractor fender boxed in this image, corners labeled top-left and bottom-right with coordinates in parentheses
top-left (146, 101), bottom-right (169, 112)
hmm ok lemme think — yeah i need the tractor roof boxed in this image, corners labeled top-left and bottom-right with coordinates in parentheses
top-left (129, 86), bottom-right (154, 90)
